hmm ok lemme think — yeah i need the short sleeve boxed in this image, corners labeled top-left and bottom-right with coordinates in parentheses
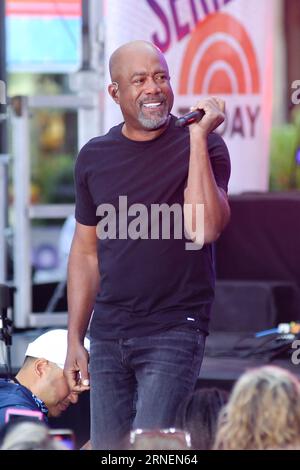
top-left (74, 147), bottom-right (98, 226)
top-left (208, 132), bottom-right (231, 193)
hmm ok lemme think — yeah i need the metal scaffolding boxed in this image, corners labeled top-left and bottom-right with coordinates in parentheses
top-left (10, 92), bottom-right (101, 328)
top-left (0, 0), bottom-right (8, 285)
top-left (3, 0), bottom-right (105, 328)
top-left (0, 0), bottom-right (105, 328)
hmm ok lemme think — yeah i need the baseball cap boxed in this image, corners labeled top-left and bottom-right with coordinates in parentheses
top-left (25, 329), bottom-right (90, 369)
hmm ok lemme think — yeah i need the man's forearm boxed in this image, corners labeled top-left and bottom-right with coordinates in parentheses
top-left (184, 134), bottom-right (230, 243)
top-left (67, 249), bottom-right (100, 344)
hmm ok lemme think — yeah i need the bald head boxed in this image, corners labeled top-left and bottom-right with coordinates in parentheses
top-left (108, 40), bottom-right (174, 137)
top-left (109, 40), bottom-right (168, 83)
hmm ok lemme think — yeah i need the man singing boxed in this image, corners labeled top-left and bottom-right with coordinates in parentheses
top-left (64, 40), bottom-right (231, 450)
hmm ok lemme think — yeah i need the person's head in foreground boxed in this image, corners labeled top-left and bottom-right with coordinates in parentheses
top-left (16, 329), bottom-right (90, 417)
top-left (108, 40), bottom-right (174, 140)
top-left (175, 387), bottom-right (229, 450)
top-left (214, 365), bottom-right (300, 450)
top-left (129, 428), bottom-right (191, 450)
top-left (0, 421), bottom-right (68, 450)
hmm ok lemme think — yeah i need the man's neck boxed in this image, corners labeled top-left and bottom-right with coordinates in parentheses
top-left (15, 369), bottom-right (33, 393)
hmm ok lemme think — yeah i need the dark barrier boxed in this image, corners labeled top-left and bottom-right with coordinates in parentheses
top-left (216, 192), bottom-right (300, 282)
top-left (213, 192), bottom-right (300, 331)
top-left (210, 280), bottom-right (300, 332)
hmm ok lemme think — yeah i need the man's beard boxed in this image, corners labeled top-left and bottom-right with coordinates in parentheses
top-left (138, 106), bottom-right (170, 130)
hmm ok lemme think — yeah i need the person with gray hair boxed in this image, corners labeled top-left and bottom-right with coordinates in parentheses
top-left (0, 421), bottom-right (67, 450)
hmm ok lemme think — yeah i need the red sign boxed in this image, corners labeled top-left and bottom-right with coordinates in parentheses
top-left (6, 0), bottom-right (81, 18)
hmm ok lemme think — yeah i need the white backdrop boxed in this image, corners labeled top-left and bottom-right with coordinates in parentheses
top-left (103, 0), bottom-right (274, 194)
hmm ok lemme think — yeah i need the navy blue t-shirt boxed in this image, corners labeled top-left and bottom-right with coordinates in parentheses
top-left (0, 379), bottom-right (48, 427)
top-left (74, 115), bottom-right (230, 339)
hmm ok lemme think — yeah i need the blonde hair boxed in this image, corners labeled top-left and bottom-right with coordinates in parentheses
top-left (214, 365), bottom-right (300, 450)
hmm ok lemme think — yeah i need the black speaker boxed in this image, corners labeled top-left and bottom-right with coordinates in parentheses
top-left (210, 280), bottom-right (300, 332)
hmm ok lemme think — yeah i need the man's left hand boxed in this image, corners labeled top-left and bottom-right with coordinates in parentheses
top-left (189, 97), bottom-right (225, 138)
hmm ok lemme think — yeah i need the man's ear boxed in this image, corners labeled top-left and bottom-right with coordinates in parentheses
top-left (108, 82), bottom-right (120, 104)
top-left (34, 358), bottom-right (49, 378)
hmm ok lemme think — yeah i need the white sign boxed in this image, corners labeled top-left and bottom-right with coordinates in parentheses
top-left (103, 0), bottom-right (274, 194)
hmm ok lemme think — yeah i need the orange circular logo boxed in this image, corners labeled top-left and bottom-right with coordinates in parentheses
top-left (179, 12), bottom-right (260, 95)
